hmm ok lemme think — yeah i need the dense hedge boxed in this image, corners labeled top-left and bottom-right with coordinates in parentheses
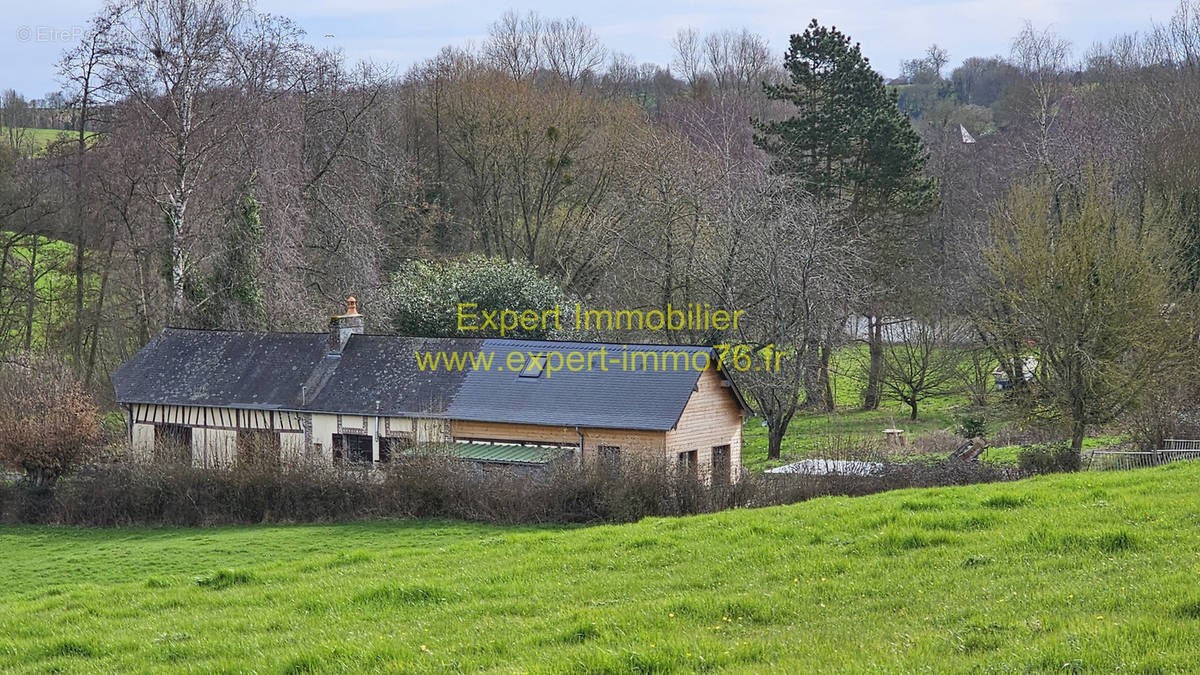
top-left (0, 455), bottom-right (1019, 527)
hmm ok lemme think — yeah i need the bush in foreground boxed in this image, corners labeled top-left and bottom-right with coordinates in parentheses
top-left (0, 354), bottom-right (101, 487)
top-left (1, 453), bottom-right (1019, 527)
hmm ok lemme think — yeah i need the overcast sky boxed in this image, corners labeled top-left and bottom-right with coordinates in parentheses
top-left (1, 0), bottom-right (1183, 99)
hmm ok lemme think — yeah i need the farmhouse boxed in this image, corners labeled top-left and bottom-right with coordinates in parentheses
top-left (111, 299), bottom-right (749, 483)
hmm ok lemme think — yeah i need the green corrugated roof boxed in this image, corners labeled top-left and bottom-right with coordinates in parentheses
top-left (446, 442), bottom-right (571, 465)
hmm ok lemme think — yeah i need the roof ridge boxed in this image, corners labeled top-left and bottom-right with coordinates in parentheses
top-left (163, 326), bottom-right (324, 337)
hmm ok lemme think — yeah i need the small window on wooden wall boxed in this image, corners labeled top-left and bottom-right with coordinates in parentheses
top-left (677, 450), bottom-right (698, 478)
top-left (154, 423), bottom-right (192, 465)
top-left (597, 445), bottom-right (621, 467)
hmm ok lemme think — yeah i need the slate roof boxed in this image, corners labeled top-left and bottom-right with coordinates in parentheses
top-left (302, 335), bottom-right (480, 416)
top-left (448, 340), bottom-right (719, 431)
top-left (112, 329), bottom-right (748, 432)
top-left (111, 329), bottom-right (328, 410)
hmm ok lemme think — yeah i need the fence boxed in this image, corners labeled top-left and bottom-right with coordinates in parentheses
top-left (1087, 439), bottom-right (1200, 471)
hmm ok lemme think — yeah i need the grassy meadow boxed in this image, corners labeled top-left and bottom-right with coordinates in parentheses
top-left (4, 461), bottom-right (1200, 672)
top-left (0, 232), bottom-right (93, 350)
top-left (0, 127), bottom-right (101, 156)
top-left (738, 345), bottom-right (1124, 472)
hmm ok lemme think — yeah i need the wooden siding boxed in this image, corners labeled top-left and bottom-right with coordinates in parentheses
top-left (451, 420), bottom-right (666, 462)
top-left (664, 367), bottom-right (745, 482)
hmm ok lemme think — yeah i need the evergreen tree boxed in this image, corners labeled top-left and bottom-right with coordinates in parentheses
top-left (755, 19), bottom-right (935, 411)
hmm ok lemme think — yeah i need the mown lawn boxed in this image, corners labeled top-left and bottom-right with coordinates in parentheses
top-left (4, 462), bottom-right (1200, 672)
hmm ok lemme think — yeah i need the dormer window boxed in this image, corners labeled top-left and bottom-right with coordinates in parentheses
top-left (520, 353), bottom-right (546, 378)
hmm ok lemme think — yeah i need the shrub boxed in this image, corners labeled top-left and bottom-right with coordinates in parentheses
top-left (380, 256), bottom-right (575, 339)
top-left (1017, 442), bottom-right (1081, 474)
top-left (957, 414), bottom-right (988, 439)
top-left (0, 354), bottom-right (101, 487)
top-left (1122, 377), bottom-right (1200, 451)
top-left (0, 449), bottom-right (1020, 527)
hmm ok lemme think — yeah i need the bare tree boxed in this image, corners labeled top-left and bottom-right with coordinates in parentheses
top-left (58, 11), bottom-right (119, 368)
top-left (703, 29), bottom-right (772, 94)
top-left (729, 175), bottom-right (856, 459)
top-left (104, 0), bottom-right (249, 319)
top-left (542, 16), bottom-right (607, 86)
top-left (926, 44), bottom-right (950, 77)
top-left (878, 316), bottom-right (968, 420)
top-left (483, 10), bottom-right (542, 81)
top-left (672, 28), bottom-right (702, 87)
top-left (1010, 22), bottom-right (1073, 170)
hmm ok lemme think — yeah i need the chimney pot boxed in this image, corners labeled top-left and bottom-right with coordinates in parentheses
top-left (329, 295), bottom-right (364, 354)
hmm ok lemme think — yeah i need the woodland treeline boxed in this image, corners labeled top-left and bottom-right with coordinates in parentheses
top-left (5, 0), bottom-right (1200, 457)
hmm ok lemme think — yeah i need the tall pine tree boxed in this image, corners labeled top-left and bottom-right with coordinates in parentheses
top-left (755, 20), bottom-right (935, 411)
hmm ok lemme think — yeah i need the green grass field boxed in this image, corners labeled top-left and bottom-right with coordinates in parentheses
top-left (4, 462), bottom-right (1200, 672)
top-left (0, 231), bottom-right (92, 351)
top-left (1, 127), bottom-right (100, 156)
top-left (738, 345), bottom-right (1126, 472)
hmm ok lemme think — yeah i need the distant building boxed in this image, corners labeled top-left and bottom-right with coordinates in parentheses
top-left (112, 299), bottom-right (749, 483)
top-left (992, 357), bottom-right (1038, 390)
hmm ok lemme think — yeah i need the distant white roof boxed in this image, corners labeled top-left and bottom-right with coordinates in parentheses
top-left (765, 459), bottom-right (885, 476)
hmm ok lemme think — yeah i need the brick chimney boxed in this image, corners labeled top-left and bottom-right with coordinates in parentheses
top-left (328, 296), bottom-right (363, 354)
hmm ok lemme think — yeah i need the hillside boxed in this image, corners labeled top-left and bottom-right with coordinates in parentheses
top-left (3, 463), bottom-right (1199, 672)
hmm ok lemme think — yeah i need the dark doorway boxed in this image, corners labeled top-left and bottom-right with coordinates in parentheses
top-left (154, 424), bottom-right (192, 465)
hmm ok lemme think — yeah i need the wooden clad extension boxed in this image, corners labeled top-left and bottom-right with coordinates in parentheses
top-left (665, 367), bottom-right (745, 482)
top-left (451, 365), bottom-right (745, 483)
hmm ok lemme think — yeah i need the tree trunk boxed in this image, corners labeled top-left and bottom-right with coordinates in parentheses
top-left (23, 239), bottom-right (37, 351)
top-left (73, 231), bottom-right (85, 365)
top-left (800, 336), bottom-right (826, 410)
top-left (863, 315), bottom-right (883, 410)
top-left (72, 116), bottom-right (88, 368)
top-left (169, 204), bottom-right (186, 319)
top-left (1070, 401), bottom-right (1086, 455)
top-left (819, 341), bottom-right (834, 410)
top-left (84, 237), bottom-right (117, 388)
top-left (801, 335), bottom-right (836, 412)
top-left (767, 423), bottom-right (784, 460)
